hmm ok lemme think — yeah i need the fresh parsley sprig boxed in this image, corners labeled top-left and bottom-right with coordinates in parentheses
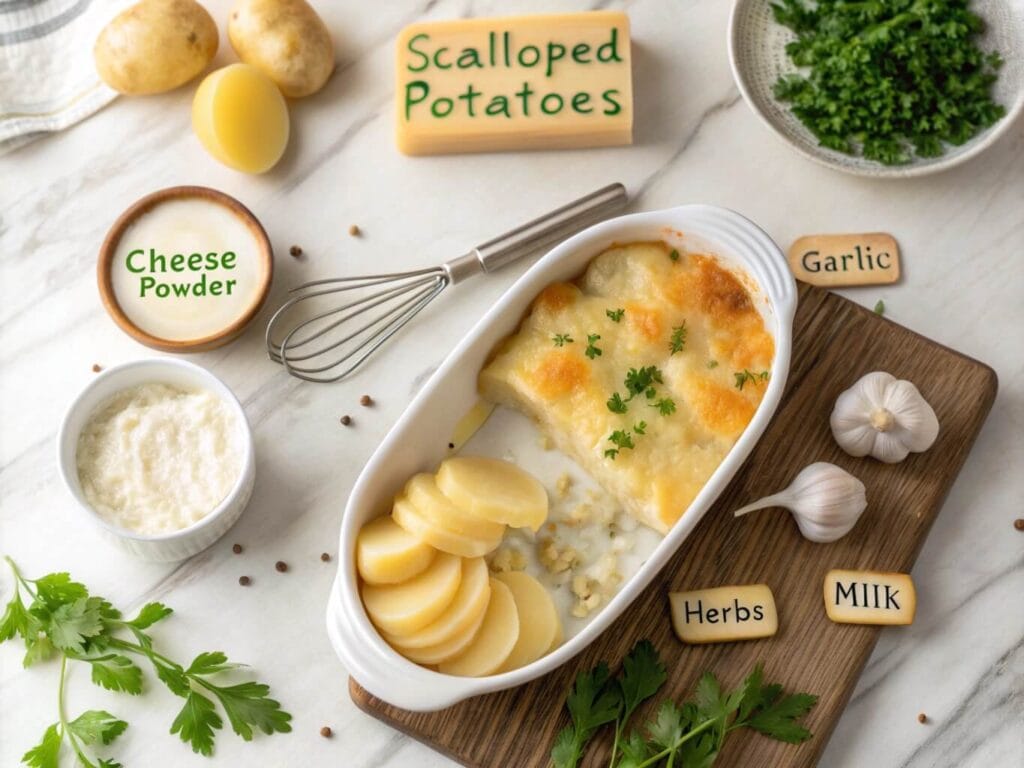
top-left (585, 334), bottom-right (603, 360)
top-left (606, 308), bottom-right (625, 323)
top-left (1, 557), bottom-right (292, 766)
top-left (550, 641), bottom-right (817, 768)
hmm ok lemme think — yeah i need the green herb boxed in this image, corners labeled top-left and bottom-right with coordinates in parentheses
top-left (707, 360), bottom-right (719, 369)
top-left (651, 398), bottom-right (676, 416)
top-left (734, 369), bottom-right (770, 391)
top-left (607, 393), bottom-right (628, 414)
top-left (607, 367), bottom-right (667, 416)
top-left (585, 333), bottom-right (603, 360)
top-left (1, 557), bottom-right (291, 766)
top-left (669, 249), bottom-right (681, 262)
top-left (550, 642), bottom-right (817, 768)
top-left (633, 421), bottom-right (647, 435)
top-left (553, 333), bottom-right (574, 347)
top-left (668, 323), bottom-right (687, 355)
top-left (874, 299), bottom-right (885, 316)
top-left (771, 0), bottom-right (1006, 165)
top-left (624, 367), bottom-right (663, 400)
top-left (604, 429), bottom-right (636, 460)
top-left (606, 308), bottom-right (625, 323)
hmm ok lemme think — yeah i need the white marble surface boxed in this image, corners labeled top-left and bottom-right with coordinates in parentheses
top-left (1, 1), bottom-right (1022, 766)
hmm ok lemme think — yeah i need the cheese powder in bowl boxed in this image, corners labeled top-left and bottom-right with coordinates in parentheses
top-left (76, 383), bottom-right (243, 535)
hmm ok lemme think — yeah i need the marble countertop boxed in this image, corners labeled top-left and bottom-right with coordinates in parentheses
top-left (1, 1), bottom-right (1022, 766)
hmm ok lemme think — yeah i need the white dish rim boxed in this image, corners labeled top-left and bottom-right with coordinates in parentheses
top-left (326, 203), bottom-right (797, 711)
top-left (56, 357), bottom-right (255, 546)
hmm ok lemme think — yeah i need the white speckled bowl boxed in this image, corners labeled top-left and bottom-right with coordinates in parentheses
top-left (326, 204), bottom-right (797, 712)
top-left (57, 358), bottom-right (255, 562)
top-left (729, 0), bottom-right (1024, 177)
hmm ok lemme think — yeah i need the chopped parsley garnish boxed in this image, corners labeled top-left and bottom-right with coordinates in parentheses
top-left (734, 369), bottom-right (770, 391)
top-left (624, 366), bottom-right (663, 399)
top-left (669, 248), bottom-right (681, 262)
top-left (606, 393), bottom-right (628, 414)
top-left (606, 308), bottom-right (625, 323)
top-left (651, 397), bottom-right (676, 416)
top-left (771, 0), bottom-right (1006, 165)
top-left (633, 421), bottom-right (647, 435)
top-left (668, 323), bottom-right (687, 355)
top-left (707, 359), bottom-right (719, 369)
top-left (604, 429), bottom-right (635, 459)
top-left (552, 333), bottom-right (574, 347)
top-left (584, 333), bottom-right (602, 360)
top-left (874, 299), bottom-right (885, 316)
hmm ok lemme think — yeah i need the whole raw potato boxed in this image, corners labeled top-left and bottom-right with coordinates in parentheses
top-left (228, 0), bottom-right (334, 98)
top-left (94, 0), bottom-right (218, 95)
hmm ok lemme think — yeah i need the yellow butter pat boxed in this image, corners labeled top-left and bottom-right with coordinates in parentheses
top-left (669, 585), bottom-right (778, 644)
top-left (395, 12), bottom-right (633, 155)
top-left (824, 569), bottom-right (915, 625)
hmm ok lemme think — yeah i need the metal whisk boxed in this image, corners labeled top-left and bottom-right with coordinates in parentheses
top-left (265, 183), bottom-right (627, 383)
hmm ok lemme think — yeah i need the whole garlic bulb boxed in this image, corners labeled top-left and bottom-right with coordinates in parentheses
top-left (830, 371), bottom-right (939, 464)
top-left (733, 462), bottom-right (867, 543)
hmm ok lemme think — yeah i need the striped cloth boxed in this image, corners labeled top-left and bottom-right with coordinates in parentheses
top-left (0, 0), bottom-right (127, 154)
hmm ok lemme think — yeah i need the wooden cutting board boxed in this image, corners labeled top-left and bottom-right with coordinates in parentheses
top-left (350, 284), bottom-right (997, 767)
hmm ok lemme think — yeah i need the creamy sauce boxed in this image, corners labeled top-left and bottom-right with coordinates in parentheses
top-left (111, 198), bottom-right (266, 342)
top-left (76, 383), bottom-right (242, 535)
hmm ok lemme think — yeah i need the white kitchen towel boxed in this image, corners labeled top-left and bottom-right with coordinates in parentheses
top-left (0, 0), bottom-right (127, 154)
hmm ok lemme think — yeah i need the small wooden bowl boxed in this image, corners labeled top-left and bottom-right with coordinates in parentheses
top-left (98, 186), bottom-right (274, 352)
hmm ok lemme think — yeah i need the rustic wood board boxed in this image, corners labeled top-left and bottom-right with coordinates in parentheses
top-left (350, 284), bottom-right (997, 767)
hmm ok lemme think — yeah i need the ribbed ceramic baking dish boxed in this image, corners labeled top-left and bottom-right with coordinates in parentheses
top-left (326, 204), bottom-right (797, 711)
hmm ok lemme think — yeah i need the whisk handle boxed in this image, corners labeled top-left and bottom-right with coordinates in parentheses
top-left (470, 182), bottom-right (628, 275)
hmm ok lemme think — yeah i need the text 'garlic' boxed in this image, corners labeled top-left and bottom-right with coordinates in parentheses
top-left (733, 463), bottom-right (867, 543)
top-left (830, 371), bottom-right (939, 463)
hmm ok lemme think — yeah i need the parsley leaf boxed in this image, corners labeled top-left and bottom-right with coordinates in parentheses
top-left (584, 333), bottom-right (602, 360)
top-left (88, 655), bottom-right (144, 695)
top-left (171, 691), bottom-right (222, 756)
top-left (669, 248), bottom-right (681, 262)
top-left (651, 398), bottom-right (676, 416)
top-left (22, 724), bottom-right (61, 768)
top-left (669, 322), bottom-right (687, 354)
top-left (552, 333), bottom-right (573, 347)
top-left (745, 691), bottom-right (818, 744)
top-left (67, 710), bottom-right (128, 746)
top-left (734, 369), bottom-right (770, 391)
top-left (606, 308), bottom-right (625, 323)
top-left (201, 680), bottom-right (293, 741)
top-left (874, 299), bottom-right (885, 316)
top-left (624, 366), bottom-right (663, 398)
top-left (707, 359), bottom-right (719, 369)
top-left (0, 589), bottom-right (31, 642)
top-left (127, 603), bottom-right (173, 630)
top-left (46, 597), bottom-right (104, 653)
top-left (551, 661), bottom-right (622, 768)
top-left (606, 393), bottom-right (628, 414)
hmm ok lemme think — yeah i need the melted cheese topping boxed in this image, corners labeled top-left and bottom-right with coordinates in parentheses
top-left (479, 242), bottom-right (773, 533)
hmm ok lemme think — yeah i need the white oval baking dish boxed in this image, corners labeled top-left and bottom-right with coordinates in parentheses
top-left (326, 204), bottom-right (797, 711)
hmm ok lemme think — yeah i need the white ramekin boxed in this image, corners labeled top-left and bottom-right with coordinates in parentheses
top-left (326, 204), bottom-right (798, 711)
top-left (57, 358), bottom-right (255, 562)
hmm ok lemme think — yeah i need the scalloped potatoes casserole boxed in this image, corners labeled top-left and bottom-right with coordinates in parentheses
top-left (479, 241), bottom-right (773, 533)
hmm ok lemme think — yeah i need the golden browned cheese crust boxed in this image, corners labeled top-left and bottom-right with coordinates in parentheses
top-left (479, 242), bottom-right (773, 533)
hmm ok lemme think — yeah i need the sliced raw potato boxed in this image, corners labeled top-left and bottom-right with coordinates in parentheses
top-left (405, 473), bottom-right (508, 539)
top-left (495, 571), bottom-right (561, 672)
top-left (438, 578), bottom-right (519, 677)
top-left (393, 497), bottom-right (503, 559)
top-left (356, 516), bottom-right (436, 585)
top-left (391, 601), bottom-right (488, 665)
top-left (436, 457), bottom-right (549, 530)
top-left (361, 551), bottom-right (461, 636)
top-left (384, 557), bottom-right (490, 648)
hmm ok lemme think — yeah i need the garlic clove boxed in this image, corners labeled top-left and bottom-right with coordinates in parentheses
top-left (883, 380), bottom-right (939, 452)
top-left (733, 462), bottom-right (866, 543)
